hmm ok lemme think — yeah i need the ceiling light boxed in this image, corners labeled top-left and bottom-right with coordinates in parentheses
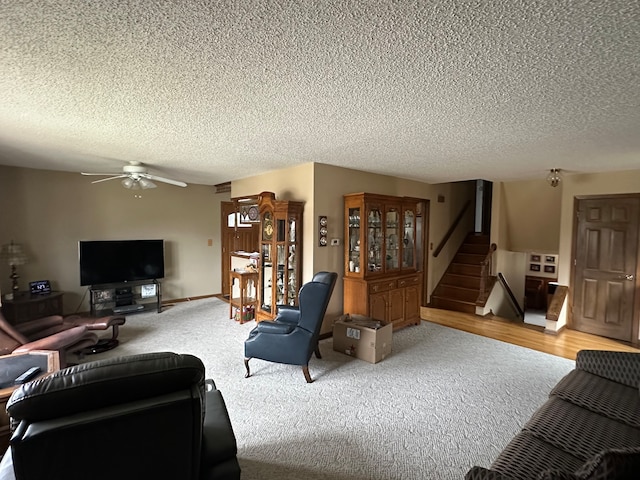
top-left (138, 178), bottom-right (157, 189)
top-left (547, 169), bottom-right (561, 187)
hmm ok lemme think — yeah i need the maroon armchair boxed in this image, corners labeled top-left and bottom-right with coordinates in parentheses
top-left (12, 313), bottom-right (125, 353)
top-left (0, 312), bottom-right (97, 367)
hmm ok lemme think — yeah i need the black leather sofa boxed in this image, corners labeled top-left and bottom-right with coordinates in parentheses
top-left (0, 352), bottom-right (240, 480)
top-left (466, 350), bottom-right (640, 480)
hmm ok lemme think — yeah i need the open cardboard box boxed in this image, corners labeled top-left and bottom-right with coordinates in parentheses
top-left (333, 314), bottom-right (392, 363)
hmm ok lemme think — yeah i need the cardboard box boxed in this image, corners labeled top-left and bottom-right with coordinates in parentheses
top-left (333, 315), bottom-right (392, 363)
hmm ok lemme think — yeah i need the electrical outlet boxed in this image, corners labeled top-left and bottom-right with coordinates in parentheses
top-left (331, 238), bottom-right (340, 246)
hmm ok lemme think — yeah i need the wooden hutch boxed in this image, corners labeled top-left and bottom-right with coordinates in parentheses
top-left (343, 192), bottom-right (423, 329)
top-left (256, 192), bottom-right (304, 321)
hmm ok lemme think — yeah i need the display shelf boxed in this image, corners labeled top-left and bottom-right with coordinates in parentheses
top-left (89, 279), bottom-right (161, 316)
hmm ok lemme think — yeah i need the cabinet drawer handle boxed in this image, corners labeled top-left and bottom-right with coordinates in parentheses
top-left (388, 282), bottom-right (394, 288)
top-left (372, 285), bottom-right (378, 292)
top-left (399, 281), bottom-right (406, 287)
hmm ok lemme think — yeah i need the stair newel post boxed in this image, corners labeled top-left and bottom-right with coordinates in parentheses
top-left (479, 244), bottom-right (497, 302)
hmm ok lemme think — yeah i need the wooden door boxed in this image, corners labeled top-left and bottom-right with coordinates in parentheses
top-left (221, 202), bottom-right (259, 298)
top-left (572, 196), bottom-right (640, 342)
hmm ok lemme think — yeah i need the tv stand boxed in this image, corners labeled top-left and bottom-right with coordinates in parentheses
top-left (89, 280), bottom-right (161, 316)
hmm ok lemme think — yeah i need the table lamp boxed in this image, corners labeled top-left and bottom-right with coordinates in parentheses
top-left (0, 241), bottom-right (28, 292)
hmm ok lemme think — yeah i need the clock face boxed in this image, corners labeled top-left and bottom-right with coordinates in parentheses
top-left (263, 219), bottom-right (273, 240)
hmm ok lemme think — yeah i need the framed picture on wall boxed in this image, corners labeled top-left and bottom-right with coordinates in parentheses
top-left (544, 265), bottom-right (556, 274)
top-left (545, 255), bottom-right (556, 263)
top-left (530, 263), bottom-right (541, 272)
top-left (530, 254), bottom-right (541, 262)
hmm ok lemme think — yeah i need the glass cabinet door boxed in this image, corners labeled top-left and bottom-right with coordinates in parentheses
top-left (260, 242), bottom-right (272, 313)
top-left (402, 207), bottom-right (416, 269)
top-left (384, 205), bottom-right (400, 272)
top-left (367, 204), bottom-right (383, 273)
top-left (286, 215), bottom-right (298, 305)
top-left (347, 207), bottom-right (361, 273)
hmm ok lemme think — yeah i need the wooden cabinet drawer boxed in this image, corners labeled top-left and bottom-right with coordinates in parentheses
top-left (397, 275), bottom-right (420, 288)
top-left (369, 280), bottom-right (396, 294)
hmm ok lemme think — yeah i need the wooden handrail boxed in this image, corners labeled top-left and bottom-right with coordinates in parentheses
top-left (433, 200), bottom-right (472, 258)
top-left (497, 272), bottom-right (525, 319)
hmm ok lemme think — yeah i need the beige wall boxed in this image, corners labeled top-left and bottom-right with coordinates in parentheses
top-left (232, 162), bottom-right (477, 334)
top-left (500, 179), bottom-right (562, 253)
top-left (0, 165), bottom-right (229, 313)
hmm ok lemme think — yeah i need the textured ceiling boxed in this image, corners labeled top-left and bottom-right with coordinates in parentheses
top-left (0, 1), bottom-right (638, 187)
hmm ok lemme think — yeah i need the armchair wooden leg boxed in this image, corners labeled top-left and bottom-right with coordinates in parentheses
top-left (302, 365), bottom-right (313, 383)
top-left (244, 358), bottom-right (251, 378)
top-left (314, 344), bottom-right (322, 359)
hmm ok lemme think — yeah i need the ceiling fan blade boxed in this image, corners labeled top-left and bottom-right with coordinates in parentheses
top-left (143, 174), bottom-right (187, 187)
top-left (81, 172), bottom-right (122, 176)
top-left (90, 175), bottom-right (127, 184)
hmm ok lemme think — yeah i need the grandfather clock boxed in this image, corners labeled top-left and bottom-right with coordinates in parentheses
top-left (257, 192), bottom-right (304, 321)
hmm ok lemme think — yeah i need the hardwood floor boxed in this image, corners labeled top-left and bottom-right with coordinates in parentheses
top-left (421, 307), bottom-right (640, 361)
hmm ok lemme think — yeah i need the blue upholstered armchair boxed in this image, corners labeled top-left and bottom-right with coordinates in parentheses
top-left (244, 272), bottom-right (337, 383)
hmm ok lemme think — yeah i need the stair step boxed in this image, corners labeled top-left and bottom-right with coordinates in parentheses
top-left (441, 273), bottom-right (482, 289)
top-left (453, 253), bottom-right (485, 265)
top-left (464, 234), bottom-right (490, 245)
top-left (433, 285), bottom-right (479, 303)
top-left (449, 263), bottom-right (482, 276)
top-left (459, 243), bottom-right (490, 255)
top-left (430, 296), bottom-right (477, 314)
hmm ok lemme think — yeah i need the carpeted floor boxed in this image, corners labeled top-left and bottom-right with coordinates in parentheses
top-left (83, 297), bottom-right (575, 479)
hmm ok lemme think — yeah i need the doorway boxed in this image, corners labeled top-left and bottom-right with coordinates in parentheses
top-left (220, 201), bottom-right (260, 298)
top-left (571, 195), bottom-right (640, 345)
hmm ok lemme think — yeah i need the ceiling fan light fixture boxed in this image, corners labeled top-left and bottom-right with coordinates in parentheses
top-left (121, 177), bottom-right (135, 189)
top-left (547, 168), bottom-right (561, 187)
top-left (138, 178), bottom-right (157, 189)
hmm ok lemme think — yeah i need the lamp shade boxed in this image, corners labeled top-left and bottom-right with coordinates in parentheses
top-left (0, 241), bottom-right (27, 266)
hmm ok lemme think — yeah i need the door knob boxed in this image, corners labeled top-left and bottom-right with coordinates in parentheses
top-left (618, 274), bottom-right (635, 280)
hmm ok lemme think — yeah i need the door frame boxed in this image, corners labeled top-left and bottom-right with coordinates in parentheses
top-left (569, 193), bottom-right (640, 347)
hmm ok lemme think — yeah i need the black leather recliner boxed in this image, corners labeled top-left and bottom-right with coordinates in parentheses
top-left (0, 352), bottom-right (240, 480)
top-left (244, 272), bottom-right (337, 383)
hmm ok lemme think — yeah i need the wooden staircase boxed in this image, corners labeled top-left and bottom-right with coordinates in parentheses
top-left (430, 233), bottom-right (491, 314)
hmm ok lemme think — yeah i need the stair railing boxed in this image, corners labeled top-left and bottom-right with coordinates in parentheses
top-left (477, 243), bottom-right (497, 305)
top-left (433, 200), bottom-right (472, 258)
top-left (496, 272), bottom-right (525, 319)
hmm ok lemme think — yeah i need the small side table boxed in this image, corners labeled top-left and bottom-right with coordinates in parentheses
top-left (1, 291), bottom-right (64, 325)
top-left (229, 270), bottom-right (258, 324)
top-left (1, 350), bottom-right (60, 452)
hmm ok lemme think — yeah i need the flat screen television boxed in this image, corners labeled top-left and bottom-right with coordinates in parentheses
top-left (79, 239), bottom-right (165, 286)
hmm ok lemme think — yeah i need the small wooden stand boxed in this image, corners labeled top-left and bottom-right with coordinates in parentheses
top-left (229, 270), bottom-right (258, 323)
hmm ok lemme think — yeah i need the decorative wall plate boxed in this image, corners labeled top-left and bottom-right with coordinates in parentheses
top-left (248, 205), bottom-right (259, 221)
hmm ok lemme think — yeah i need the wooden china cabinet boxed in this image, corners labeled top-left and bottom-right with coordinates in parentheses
top-left (343, 192), bottom-right (423, 329)
top-left (256, 192), bottom-right (304, 321)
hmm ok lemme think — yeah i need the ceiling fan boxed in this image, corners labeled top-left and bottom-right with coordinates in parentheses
top-left (81, 161), bottom-right (187, 189)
